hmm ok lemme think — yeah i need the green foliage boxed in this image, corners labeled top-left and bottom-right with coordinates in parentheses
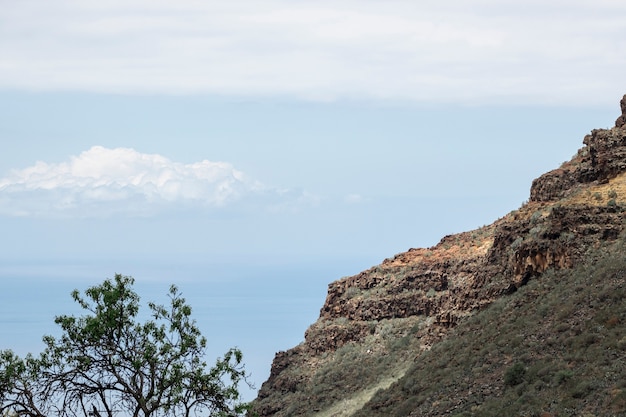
top-left (554, 369), bottom-right (573, 385)
top-left (504, 362), bottom-right (526, 386)
top-left (344, 286), bottom-right (361, 299)
top-left (510, 236), bottom-right (524, 251)
top-left (529, 210), bottom-right (543, 224)
top-left (0, 274), bottom-right (250, 417)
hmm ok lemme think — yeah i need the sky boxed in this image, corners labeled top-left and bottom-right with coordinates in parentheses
top-left (1, 0), bottom-right (625, 401)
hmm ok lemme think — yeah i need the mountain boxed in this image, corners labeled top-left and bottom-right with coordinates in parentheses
top-left (251, 94), bottom-right (626, 417)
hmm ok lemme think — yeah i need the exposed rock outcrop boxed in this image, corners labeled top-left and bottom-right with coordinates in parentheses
top-left (616, 93), bottom-right (626, 128)
top-left (252, 95), bottom-right (626, 417)
top-left (529, 125), bottom-right (626, 202)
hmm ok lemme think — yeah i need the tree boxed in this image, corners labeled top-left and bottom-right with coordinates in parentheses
top-left (0, 274), bottom-right (250, 417)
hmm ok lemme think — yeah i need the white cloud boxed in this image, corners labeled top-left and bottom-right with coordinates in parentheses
top-left (344, 194), bottom-right (369, 205)
top-left (0, 0), bottom-right (624, 105)
top-left (0, 146), bottom-right (270, 217)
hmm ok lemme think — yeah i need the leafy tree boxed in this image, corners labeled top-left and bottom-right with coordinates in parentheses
top-left (0, 274), bottom-right (250, 417)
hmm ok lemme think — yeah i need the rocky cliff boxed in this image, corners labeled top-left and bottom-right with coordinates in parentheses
top-left (252, 95), bottom-right (626, 417)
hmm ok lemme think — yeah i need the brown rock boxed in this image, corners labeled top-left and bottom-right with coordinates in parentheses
top-left (616, 94), bottom-right (626, 128)
top-left (530, 124), bottom-right (626, 202)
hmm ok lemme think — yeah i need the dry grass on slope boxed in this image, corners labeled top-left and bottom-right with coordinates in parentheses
top-left (354, 235), bottom-right (626, 417)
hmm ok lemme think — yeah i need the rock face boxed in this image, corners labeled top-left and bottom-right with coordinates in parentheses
top-left (530, 125), bottom-right (626, 202)
top-left (252, 95), bottom-right (626, 417)
top-left (616, 94), bottom-right (626, 128)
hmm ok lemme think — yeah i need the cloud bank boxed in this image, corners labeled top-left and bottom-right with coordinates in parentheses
top-left (1, 1), bottom-right (625, 105)
top-left (0, 146), bottom-right (268, 217)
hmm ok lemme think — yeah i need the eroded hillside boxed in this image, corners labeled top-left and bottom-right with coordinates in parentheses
top-left (252, 95), bottom-right (626, 417)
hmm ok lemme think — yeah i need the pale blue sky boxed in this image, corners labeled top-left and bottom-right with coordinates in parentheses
top-left (0, 0), bottom-right (624, 400)
top-left (0, 93), bottom-right (617, 262)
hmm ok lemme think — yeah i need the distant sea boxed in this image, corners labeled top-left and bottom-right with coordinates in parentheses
top-left (0, 257), bottom-right (373, 401)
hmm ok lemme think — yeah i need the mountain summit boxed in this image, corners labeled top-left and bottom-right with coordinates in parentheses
top-left (253, 94), bottom-right (626, 417)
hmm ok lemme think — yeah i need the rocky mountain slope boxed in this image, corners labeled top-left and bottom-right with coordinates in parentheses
top-left (252, 95), bottom-right (626, 417)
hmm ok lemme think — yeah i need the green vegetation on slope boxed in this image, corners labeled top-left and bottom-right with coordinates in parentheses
top-left (270, 316), bottom-right (425, 416)
top-left (354, 238), bottom-right (626, 417)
